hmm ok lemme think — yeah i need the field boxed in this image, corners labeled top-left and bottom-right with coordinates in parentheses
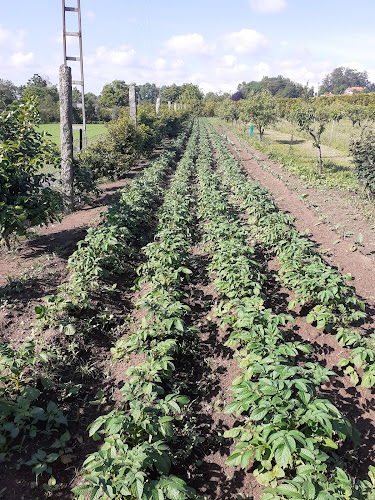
top-left (36, 123), bottom-right (107, 146)
top-left (1, 118), bottom-right (375, 499)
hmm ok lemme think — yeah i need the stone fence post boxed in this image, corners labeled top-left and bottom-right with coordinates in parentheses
top-left (59, 64), bottom-right (74, 211)
top-left (129, 85), bottom-right (137, 126)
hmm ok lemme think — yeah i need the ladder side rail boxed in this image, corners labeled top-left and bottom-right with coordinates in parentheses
top-left (62, 0), bottom-right (67, 63)
top-left (77, 0), bottom-right (87, 147)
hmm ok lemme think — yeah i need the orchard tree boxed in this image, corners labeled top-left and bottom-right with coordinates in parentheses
top-left (217, 98), bottom-right (239, 123)
top-left (328, 103), bottom-right (345, 141)
top-left (345, 104), bottom-right (367, 128)
top-left (0, 96), bottom-right (62, 249)
top-left (240, 89), bottom-right (277, 141)
top-left (292, 103), bottom-right (329, 174)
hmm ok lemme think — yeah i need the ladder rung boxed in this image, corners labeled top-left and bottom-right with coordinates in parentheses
top-left (66, 56), bottom-right (80, 61)
top-left (72, 103), bottom-right (83, 109)
top-left (65, 31), bottom-right (80, 37)
top-left (72, 80), bottom-right (83, 86)
top-left (72, 125), bottom-right (83, 130)
top-left (65, 7), bottom-right (78, 12)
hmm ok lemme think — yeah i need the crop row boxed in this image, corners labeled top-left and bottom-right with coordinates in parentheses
top-left (72, 122), bottom-right (200, 499)
top-left (36, 120), bottom-right (193, 333)
top-left (207, 122), bottom-right (375, 390)
top-left (197, 120), bottom-right (375, 499)
top-left (0, 123), bottom-right (192, 491)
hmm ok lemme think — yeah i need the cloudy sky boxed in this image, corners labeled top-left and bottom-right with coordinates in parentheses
top-left (1, 0), bottom-right (375, 95)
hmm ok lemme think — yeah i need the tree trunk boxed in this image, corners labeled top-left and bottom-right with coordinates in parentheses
top-left (4, 234), bottom-right (10, 251)
top-left (259, 127), bottom-right (263, 142)
top-left (317, 144), bottom-right (323, 174)
top-left (289, 129), bottom-right (294, 155)
top-left (309, 131), bottom-right (323, 175)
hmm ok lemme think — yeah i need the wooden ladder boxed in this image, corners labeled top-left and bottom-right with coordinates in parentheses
top-left (62, 0), bottom-right (86, 148)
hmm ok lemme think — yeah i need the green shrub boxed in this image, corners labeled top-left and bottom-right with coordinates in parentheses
top-left (350, 132), bottom-right (375, 195)
top-left (77, 111), bottom-right (140, 180)
top-left (0, 96), bottom-right (62, 249)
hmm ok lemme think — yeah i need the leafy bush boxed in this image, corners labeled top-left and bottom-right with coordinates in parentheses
top-left (77, 111), bottom-right (140, 180)
top-left (0, 96), bottom-right (62, 249)
top-left (350, 132), bottom-right (375, 195)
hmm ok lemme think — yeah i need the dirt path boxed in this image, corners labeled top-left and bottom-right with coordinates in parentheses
top-left (217, 124), bottom-right (375, 305)
top-left (0, 175), bottom-right (141, 346)
top-left (215, 123), bottom-right (375, 479)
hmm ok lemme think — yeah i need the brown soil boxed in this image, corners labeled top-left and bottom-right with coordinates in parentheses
top-left (172, 248), bottom-right (263, 500)
top-left (2, 127), bottom-right (375, 499)
top-left (0, 159), bottom-right (156, 499)
top-left (213, 123), bottom-right (375, 479)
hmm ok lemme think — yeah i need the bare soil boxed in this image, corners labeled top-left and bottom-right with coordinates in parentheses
top-left (2, 127), bottom-right (375, 499)
top-left (214, 123), bottom-right (375, 481)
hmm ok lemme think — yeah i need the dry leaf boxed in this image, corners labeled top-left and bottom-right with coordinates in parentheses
top-left (60, 454), bottom-right (76, 464)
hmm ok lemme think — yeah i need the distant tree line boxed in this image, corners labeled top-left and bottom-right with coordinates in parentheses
top-left (319, 67), bottom-right (375, 95)
top-left (237, 75), bottom-right (314, 99)
top-left (2, 66), bottom-right (374, 123)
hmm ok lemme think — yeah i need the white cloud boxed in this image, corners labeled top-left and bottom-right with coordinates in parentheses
top-left (87, 45), bottom-right (136, 67)
top-left (87, 10), bottom-right (95, 20)
top-left (222, 29), bottom-right (268, 55)
top-left (254, 62), bottom-right (270, 78)
top-left (153, 58), bottom-right (167, 70)
top-left (0, 26), bottom-right (26, 51)
top-left (221, 55), bottom-right (237, 67)
top-left (163, 33), bottom-right (214, 55)
top-left (249, 0), bottom-right (286, 13)
top-left (10, 51), bottom-right (34, 67)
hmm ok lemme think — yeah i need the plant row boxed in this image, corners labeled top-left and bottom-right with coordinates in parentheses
top-left (207, 121), bottom-right (375, 389)
top-left (36, 121), bottom-right (193, 334)
top-left (0, 122), bottom-right (193, 493)
top-left (197, 120), bottom-right (375, 499)
top-left (72, 122), bottom-right (201, 499)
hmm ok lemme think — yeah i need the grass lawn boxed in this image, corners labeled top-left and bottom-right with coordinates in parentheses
top-left (37, 123), bottom-right (107, 146)
top-left (219, 119), bottom-right (359, 192)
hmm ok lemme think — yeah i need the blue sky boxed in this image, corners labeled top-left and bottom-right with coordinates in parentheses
top-left (1, 0), bottom-right (375, 95)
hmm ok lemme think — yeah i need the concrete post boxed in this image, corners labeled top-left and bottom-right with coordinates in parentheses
top-left (129, 85), bottom-right (137, 126)
top-left (156, 97), bottom-right (161, 115)
top-left (174, 102), bottom-right (177, 112)
top-left (168, 101), bottom-right (171, 110)
top-left (59, 64), bottom-right (74, 212)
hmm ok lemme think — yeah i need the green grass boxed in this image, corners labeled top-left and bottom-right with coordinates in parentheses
top-left (35, 123), bottom-right (107, 176)
top-left (273, 118), bottom-right (375, 156)
top-left (36, 123), bottom-right (107, 146)
top-left (218, 119), bottom-right (360, 192)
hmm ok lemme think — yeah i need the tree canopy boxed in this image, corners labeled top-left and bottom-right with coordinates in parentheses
top-left (319, 67), bottom-right (374, 95)
top-left (238, 76), bottom-right (313, 99)
top-left (99, 80), bottom-right (129, 108)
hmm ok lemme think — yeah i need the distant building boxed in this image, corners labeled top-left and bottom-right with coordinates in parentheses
top-left (321, 92), bottom-right (335, 97)
top-left (344, 86), bottom-right (364, 94)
